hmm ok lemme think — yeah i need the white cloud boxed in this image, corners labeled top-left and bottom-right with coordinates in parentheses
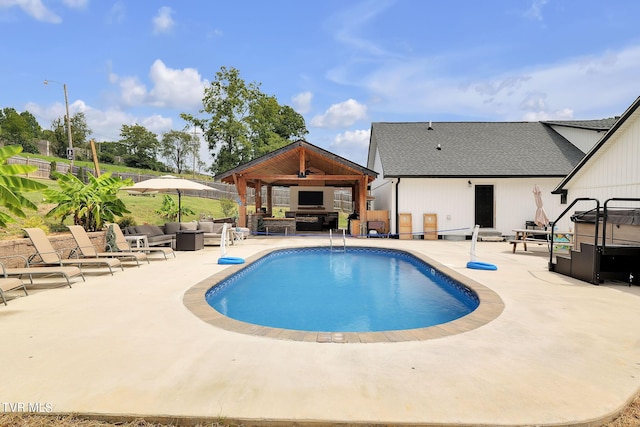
top-left (107, 1), bottom-right (125, 24)
top-left (147, 59), bottom-right (207, 108)
top-left (113, 74), bottom-right (147, 107)
top-left (525, 0), bottom-right (548, 21)
top-left (109, 60), bottom-right (207, 109)
top-left (331, 129), bottom-right (370, 150)
top-left (140, 114), bottom-right (173, 136)
top-left (329, 129), bottom-right (371, 165)
top-left (26, 99), bottom-right (137, 142)
top-left (329, 1), bottom-right (395, 57)
top-left (522, 108), bottom-right (574, 121)
top-left (310, 99), bottom-right (367, 129)
top-left (292, 91), bottom-right (313, 114)
top-left (62, 0), bottom-right (87, 9)
top-left (343, 43), bottom-right (640, 121)
top-left (153, 6), bottom-right (174, 35)
top-left (81, 107), bottom-right (136, 141)
top-left (0, 0), bottom-right (61, 23)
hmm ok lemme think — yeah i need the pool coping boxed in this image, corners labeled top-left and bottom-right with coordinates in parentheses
top-left (183, 245), bottom-right (505, 343)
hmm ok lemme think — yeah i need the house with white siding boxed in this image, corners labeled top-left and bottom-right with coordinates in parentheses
top-left (367, 119), bottom-right (617, 239)
top-left (552, 97), bottom-right (640, 203)
top-left (549, 96), bottom-right (640, 284)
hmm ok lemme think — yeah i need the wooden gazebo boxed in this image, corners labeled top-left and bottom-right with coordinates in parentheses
top-left (215, 140), bottom-right (378, 228)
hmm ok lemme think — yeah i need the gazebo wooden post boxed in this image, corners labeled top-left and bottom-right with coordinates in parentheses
top-left (255, 179), bottom-right (262, 213)
top-left (266, 184), bottom-right (273, 215)
top-left (358, 176), bottom-right (368, 227)
top-left (234, 174), bottom-right (248, 227)
top-left (298, 146), bottom-right (306, 176)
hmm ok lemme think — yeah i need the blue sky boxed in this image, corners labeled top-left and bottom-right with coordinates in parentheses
top-left (2, 0), bottom-right (640, 167)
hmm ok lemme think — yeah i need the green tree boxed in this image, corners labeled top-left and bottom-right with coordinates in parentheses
top-left (20, 111), bottom-right (42, 140)
top-left (248, 96), bottom-right (308, 159)
top-left (0, 145), bottom-right (47, 227)
top-left (160, 129), bottom-right (197, 174)
top-left (69, 112), bottom-right (91, 151)
top-left (182, 66), bottom-right (307, 175)
top-left (44, 171), bottom-right (133, 232)
top-left (0, 108), bottom-right (43, 153)
top-left (119, 124), bottom-right (162, 170)
top-left (49, 112), bottom-right (92, 159)
top-left (97, 141), bottom-right (127, 165)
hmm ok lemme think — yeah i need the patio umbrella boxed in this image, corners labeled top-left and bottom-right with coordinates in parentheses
top-left (122, 175), bottom-right (221, 222)
top-left (533, 184), bottom-right (550, 228)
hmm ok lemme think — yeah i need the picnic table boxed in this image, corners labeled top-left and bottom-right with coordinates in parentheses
top-left (509, 229), bottom-right (573, 253)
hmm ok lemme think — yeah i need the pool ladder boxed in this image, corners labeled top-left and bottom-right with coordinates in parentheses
top-left (329, 229), bottom-right (346, 252)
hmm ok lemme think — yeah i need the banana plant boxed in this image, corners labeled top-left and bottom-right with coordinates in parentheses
top-left (154, 194), bottom-right (195, 221)
top-left (0, 145), bottom-right (47, 227)
top-left (44, 171), bottom-right (133, 232)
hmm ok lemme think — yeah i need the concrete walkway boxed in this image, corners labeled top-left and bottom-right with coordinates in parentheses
top-left (1, 236), bottom-right (639, 426)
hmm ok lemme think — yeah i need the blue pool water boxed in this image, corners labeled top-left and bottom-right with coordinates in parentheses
top-left (205, 247), bottom-right (479, 332)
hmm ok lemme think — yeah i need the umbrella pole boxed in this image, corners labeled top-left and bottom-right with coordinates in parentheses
top-left (178, 190), bottom-right (182, 223)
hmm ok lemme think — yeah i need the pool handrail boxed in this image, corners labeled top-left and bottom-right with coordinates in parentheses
top-left (548, 197), bottom-right (600, 271)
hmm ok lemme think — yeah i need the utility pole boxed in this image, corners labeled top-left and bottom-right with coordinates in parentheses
top-left (192, 126), bottom-right (202, 178)
top-left (44, 80), bottom-right (74, 170)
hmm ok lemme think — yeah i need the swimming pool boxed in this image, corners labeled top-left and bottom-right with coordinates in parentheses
top-left (205, 247), bottom-right (479, 333)
top-left (184, 245), bottom-right (504, 343)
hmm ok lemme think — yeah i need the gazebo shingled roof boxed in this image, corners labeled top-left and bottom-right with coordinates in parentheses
top-left (215, 140), bottom-right (377, 227)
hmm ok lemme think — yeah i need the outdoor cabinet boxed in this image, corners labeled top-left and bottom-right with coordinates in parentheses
top-left (423, 214), bottom-right (437, 240)
top-left (399, 213), bottom-right (412, 240)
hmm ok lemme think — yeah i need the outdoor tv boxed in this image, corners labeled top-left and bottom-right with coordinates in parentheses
top-left (298, 190), bottom-right (324, 206)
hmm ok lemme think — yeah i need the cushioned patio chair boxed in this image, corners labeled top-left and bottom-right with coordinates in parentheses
top-left (0, 256), bottom-right (84, 288)
top-left (23, 228), bottom-right (123, 275)
top-left (0, 276), bottom-right (28, 306)
top-left (106, 224), bottom-right (175, 260)
top-left (68, 225), bottom-right (148, 267)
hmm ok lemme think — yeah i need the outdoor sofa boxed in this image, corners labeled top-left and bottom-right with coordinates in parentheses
top-left (123, 220), bottom-right (234, 247)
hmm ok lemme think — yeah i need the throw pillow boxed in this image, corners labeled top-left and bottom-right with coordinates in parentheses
top-left (197, 221), bottom-right (214, 233)
top-left (164, 222), bottom-right (180, 235)
top-left (135, 224), bottom-right (154, 236)
top-left (148, 225), bottom-right (164, 236)
top-left (180, 221), bottom-right (198, 231)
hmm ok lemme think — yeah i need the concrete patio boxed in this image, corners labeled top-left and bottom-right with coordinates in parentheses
top-left (1, 236), bottom-right (639, 426)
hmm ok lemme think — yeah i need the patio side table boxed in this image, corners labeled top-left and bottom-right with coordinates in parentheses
top-left (175, 230), bottom-right (204, 251)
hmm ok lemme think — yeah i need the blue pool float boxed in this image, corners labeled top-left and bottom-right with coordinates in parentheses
top-left (466, 261), bottom-right (497, 271)
top-left (218, 257), bottom-right (245, 265)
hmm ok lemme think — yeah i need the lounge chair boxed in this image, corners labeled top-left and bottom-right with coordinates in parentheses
top-left (67, 225), bottom-right (148, 267)
top-left (0, 256), bottom-right (84, 288)
top-left (105, 224), bottom-right (175, 260)
top-left (0, 276), bottom-right (28, 306)
top-left (23, 228), bottom-right (123, 275)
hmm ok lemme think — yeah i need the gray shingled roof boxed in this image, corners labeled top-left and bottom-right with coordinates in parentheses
top-left (371, 122), bottom-right (585, 177)
top-left (542, 117), bottom-right (618, 131)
